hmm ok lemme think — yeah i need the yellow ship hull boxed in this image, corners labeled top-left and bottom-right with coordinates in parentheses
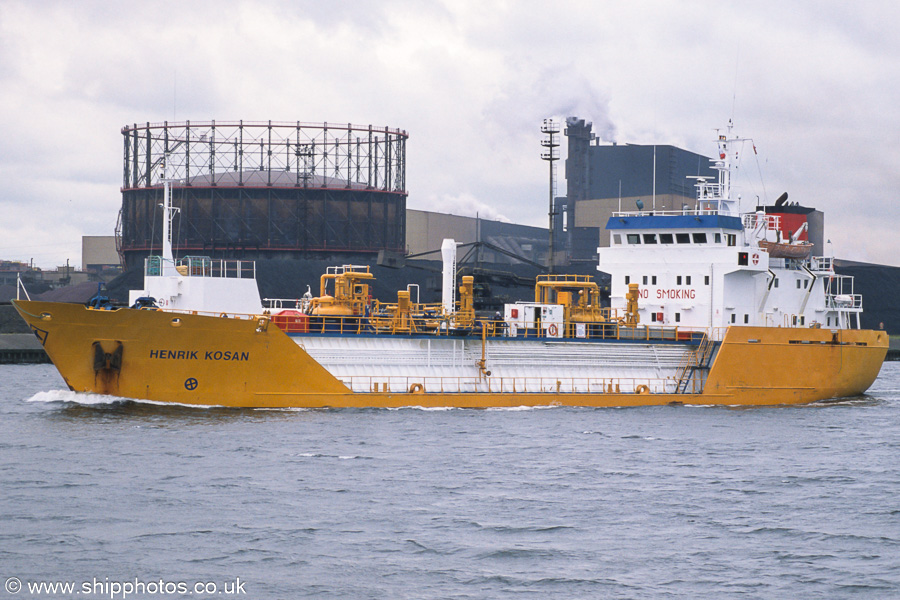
top-left (13, 300), bottom-right (887, 408)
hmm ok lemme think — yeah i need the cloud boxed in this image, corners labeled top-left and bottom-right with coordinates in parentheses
top-left (417, 191), bottom-right (511, 223)
top-left (484, 67), bottom-right (617, 143)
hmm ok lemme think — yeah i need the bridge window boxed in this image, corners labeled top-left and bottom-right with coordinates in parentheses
top-left (627, 234), bottom-right (640, 244)
top-left (643, 234), bottom-right (657, 244)
top-left (796, 280), bottom-right (802, 289)
top-left (613, 234), bottom-right (622, 245)
top-left (660, 233), bottom-right (674, 244)
top-left (676, 233), bottom-right (691, 244)
top-left (693, 233), bottom-right (707, 243)
top-left (727, 234), bottom-right (736, 246)
top-left (715, 233), bottom-right (722, 243)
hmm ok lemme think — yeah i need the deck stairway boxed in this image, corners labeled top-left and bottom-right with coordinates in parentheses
top-left (674, 333), bottom-right (717, 394)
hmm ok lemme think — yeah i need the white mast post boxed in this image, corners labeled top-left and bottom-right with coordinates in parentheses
top-left (160, 156), bottom-right (180, 276)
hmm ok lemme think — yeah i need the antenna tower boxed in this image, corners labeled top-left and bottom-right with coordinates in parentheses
top-left (541, 118), bottom-right (560, 272)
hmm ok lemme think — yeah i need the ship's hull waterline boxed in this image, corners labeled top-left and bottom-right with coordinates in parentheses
top-left (13, 300), bottom-right (887, 409)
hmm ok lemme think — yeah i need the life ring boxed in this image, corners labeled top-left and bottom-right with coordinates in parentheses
top-left (548, 324), bottom-right (559, 337)
top-left (409, 383), bottom-right (425, 394)
top-left (635, 384), bottom-right (650, 395)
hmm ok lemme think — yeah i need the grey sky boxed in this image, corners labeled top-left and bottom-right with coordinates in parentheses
top-left (1, 0), bottom-right (898, 268)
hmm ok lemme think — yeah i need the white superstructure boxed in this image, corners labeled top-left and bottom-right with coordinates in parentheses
top-left (598, 125), bottom-right (861, 331)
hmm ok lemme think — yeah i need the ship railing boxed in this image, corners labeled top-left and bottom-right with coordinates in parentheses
top-left (325, 264), bottom-right (372, 275)
top-left (695, 179), bottom-right (726, 199)
top-left (611, 208), bottom-right (709, 218)
top-left (536, 273), bottom-right (596, 284)
top-left (267, 312), bottom-right (710, 342)
top-left (157, 308), bottom-right (261, 320)
top-left (697, 333), bottom-right (716, 363)
top-left (742, 213), bottom-right (781, 231)
top-left (264, 298), bottom-right (309, 311)
top-left (346, 375), bottom-right (679, 395)
top-left (505, 318), bottom-right (699, 342)
top-left (823, 273), bottom-right (862, 311)
top-left (825, 294), bottom-right (863, 310)
top-left (144, 255), bottom-right (256, 279)
top-left (611, 203), bottom-right (742, 219)
top-left (810, 256), bottom-right (833, 272)
top-left (824, 272), bottom-right (855, 295)
top-left (179, 257), bottom-right (256, 279)
top-left (705, 327), bottom-right (728, 342)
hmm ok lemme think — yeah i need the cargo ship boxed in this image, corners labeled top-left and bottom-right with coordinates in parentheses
top-left (13, 126), bottom-right (887, 408)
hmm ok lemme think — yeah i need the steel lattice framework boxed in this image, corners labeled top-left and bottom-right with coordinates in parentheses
top-left (118, 121), bottom-right (408, 269)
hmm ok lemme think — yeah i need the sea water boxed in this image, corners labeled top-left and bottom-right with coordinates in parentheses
top-left (1, 363), bottom-right (898, 599)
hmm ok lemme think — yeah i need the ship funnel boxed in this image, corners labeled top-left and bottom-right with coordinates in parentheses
top-left (441, 239), bottom-right (457, 315)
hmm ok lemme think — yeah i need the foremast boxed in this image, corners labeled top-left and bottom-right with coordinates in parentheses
top-left (159, 157), bottom-right (180, 277)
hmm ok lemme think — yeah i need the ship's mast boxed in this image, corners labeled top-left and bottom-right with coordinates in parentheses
top-left (706, 121), bottom-right (743, 217)
top-left (160, 156), bottom-right (180, 276)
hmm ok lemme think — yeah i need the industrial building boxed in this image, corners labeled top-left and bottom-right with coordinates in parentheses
top-left (406, 210), bottom-right (548, 266)
top-left (118, 121), bottom-right (408, 270)
top-left (82, 236), bottom-right (122, 276)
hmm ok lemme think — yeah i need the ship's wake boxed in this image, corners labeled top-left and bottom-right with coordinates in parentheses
top-left (27, 389), bottom-right (126, 405)
top-left (25, 389), bottom-right (219, 410)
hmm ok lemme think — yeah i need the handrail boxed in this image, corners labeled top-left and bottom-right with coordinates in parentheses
top-left (742, 213), bottom-right (781, 231)
top-left (612, 208), bottom-right (710, 217)
top-left (349, 374), bottom-right (678, 394)
top-left (825, 294), bottom-right (863, 310)
top-left (262, 311), bottom-right (711, 343)
top-left (144, 255), bottom-right (256, 279)
top-left (132, 304), bottom-right (721, 344)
